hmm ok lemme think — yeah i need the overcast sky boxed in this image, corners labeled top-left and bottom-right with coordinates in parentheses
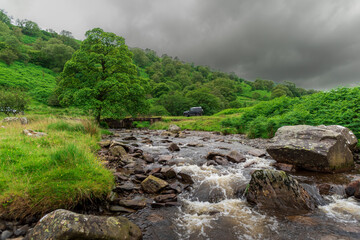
top-left (1, 0), bottom-right (360, 89)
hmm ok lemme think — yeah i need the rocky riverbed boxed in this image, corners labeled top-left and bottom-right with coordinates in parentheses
top-left (2, 128), bottom-right (360, 240)
top-left (100, 128), bottom-right (360, 240)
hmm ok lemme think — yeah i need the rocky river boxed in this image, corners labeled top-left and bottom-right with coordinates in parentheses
top-left (98, 128), bottom-right (360, 240)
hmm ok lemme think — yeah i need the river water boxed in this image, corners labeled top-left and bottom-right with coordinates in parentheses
top-left (111, 129), bottom-right (360, 240)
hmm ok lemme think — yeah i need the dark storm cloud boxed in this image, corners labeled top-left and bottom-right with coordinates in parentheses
top-left (1, 0), bottom-right (360, 89)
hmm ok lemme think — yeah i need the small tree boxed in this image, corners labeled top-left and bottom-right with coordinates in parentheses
top-left (0, 88), bottom-right (28, 116)
top-left (57, 28), bottom-right (149, 123)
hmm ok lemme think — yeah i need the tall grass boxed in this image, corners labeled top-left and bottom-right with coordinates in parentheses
top-left (0, 118), bottom-right (113, 219)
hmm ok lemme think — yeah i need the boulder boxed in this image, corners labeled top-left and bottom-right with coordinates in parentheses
top-left (168, 124), bottom-right (181, 133)
top-left (226, 151), bottom-right (246, 163)
top-left (154, 194), bottom-right (177, 203)
top-left (206, 152), bottom-right (225, 160)
top-left (246, 169), bottom-right (316, 214)
top-left (109, 145), bottom-right (127, 158)
top-left (141, 175), bottom-right (168, 193)
top-left (27, 209), bottom-right (142, 240)
top-left (266, 125), bottom-right (356, 173)
top-left (345, 179), bottom-right (360, 199)
top-left (168, 143), bottom-right (180, 152)
top-left (178, 171), bottom-right (194, 184)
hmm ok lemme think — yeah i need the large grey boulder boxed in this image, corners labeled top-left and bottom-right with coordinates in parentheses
top-left (168, 124), bottom-right (181, 133)
top-left (27, 209), bottom-right (142, 240)
top-left (246, 169), bottom-right (316, 214)
top-left (266, 125), bottom-right (357, 173)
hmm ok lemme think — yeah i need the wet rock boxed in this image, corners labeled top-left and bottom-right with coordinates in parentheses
top-left (206, 152), bottom-right (225, 160)
top-left (123, 136), bottom-right (137, 141)
top-left (0, 221), bottom-right (5, 231)
top-left (14, 224), bottom-right (29, 236)
top-left (154, 194), bottom-right (177, 203)
top-left (168, 143), bottom-right (180, 152)
top-left (113, 172), bottom-right (129, 181)
top-left (110, 141), bottom-right (130, 152)
top-left (345, 180), bottom-right (360, 199)
top-left (160, 167), bottom-right (177, 179)
top-left (247, 149), bottom-right (267, 157)
top-left (143, 154), bottom-right (155, 163)
top-left (266, 125), bottom-right (356, 172)
top-left (168, 182), bottom-right (183, 193)
top-left (193, 182), bottom-right (226, 203)
top-left (246, 169), bottom-right (316, 214)
top-left (22, 129), bottom-right (47, 138)
top-left (206, 160), bottom-right (218, 166)
top-left (109, 205), bottom-right (136, 213)
top-left (148, 167), bottom-right (161, 175)
top-left (273, 162), bottom-right (296, 172)
top-left (165, 202), bottom-right (180, 207)
top-left (226, 151), bottom-right (246, 163)
top-left (158, 155), bottom-right (173, 164)
top-left (178, 171), bottom-right (194, 184)
top-left (115, 182), bottom-right (140, 192)
top-left (187, 142), bottom-right (204, 147)
top-left (27, 209), bottom-right (142, 240)
top-left (168, 124), bottom-right (181, 133)
top-left (141, 175), bottom-right (169, 193)
top-left (135, 174), bottom-right (147, 181)
top-left (119, 198), bottom-right (147, 209)
top-left (317, 184), bottom-right (331, 195)
top-left (109, 145), bottom-right (127, 158)
top-left (1, 230), bottom-right (12, 240)
top-left (151, 202), bottom-right (166, 208)
top-left (160, 131), bottom-right (172, 137)
top-left (214, 156), bottom-right (229, 165)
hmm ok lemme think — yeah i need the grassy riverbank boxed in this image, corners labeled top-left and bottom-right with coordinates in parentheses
top-left (0, 118), bottom-right (113, 219)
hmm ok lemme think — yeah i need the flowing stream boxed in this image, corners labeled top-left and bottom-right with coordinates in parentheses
top-left (110, 129), bottom-right (360, 240)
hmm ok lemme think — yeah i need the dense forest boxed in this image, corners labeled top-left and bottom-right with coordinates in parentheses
top-left (0, 9), bottom-right (317, 117)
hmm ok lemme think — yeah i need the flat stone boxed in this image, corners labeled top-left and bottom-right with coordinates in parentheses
top-left (143, 154), bottom-right (154, 163)
top-left (154, 194), bottom-right (177, 203)
top-left (123, 136), bottom-right (137, 141)
top-left (273, 163), bottom-right (296, 172)
top-left (226, 151), bottom-right (246, 163)
top-left (119, 198), bottom-right (147, 209)
top-left (158, 155), bottom-right (173, 164)
top-left (141, 175), bottom-right (169, 193)
top-left (247, 149), bottom-right (266, 157)
top-left (109, 205), bottom-right (136, 213)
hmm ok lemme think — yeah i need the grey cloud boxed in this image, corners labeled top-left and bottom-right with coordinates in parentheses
top-left (1, 0), bottom-right (360, 89)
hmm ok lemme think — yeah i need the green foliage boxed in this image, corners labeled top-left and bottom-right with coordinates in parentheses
top-left (57, 28), bottom-right (149, 122)
top-left (0, 88), bottom-right (28, 115)
top-left (0, 61), bottom-right (56, 103)
top-left (222, 87), bottom-right (360, 139)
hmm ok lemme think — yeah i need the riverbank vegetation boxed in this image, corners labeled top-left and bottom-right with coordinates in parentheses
top-left (0, 118), bottom-right (113, 218)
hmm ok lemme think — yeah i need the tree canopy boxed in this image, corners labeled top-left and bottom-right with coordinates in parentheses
top-left (57, 28), bottom-right (149, 122)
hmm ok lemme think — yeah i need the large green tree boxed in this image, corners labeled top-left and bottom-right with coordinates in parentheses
top-left (57, 28), bottom-right (149, 122)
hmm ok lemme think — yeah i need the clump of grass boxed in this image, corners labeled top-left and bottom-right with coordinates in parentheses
top-left (0, 118), bottom-right (113, 219)
top-left (47, 119), bottom-right (99, 136)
